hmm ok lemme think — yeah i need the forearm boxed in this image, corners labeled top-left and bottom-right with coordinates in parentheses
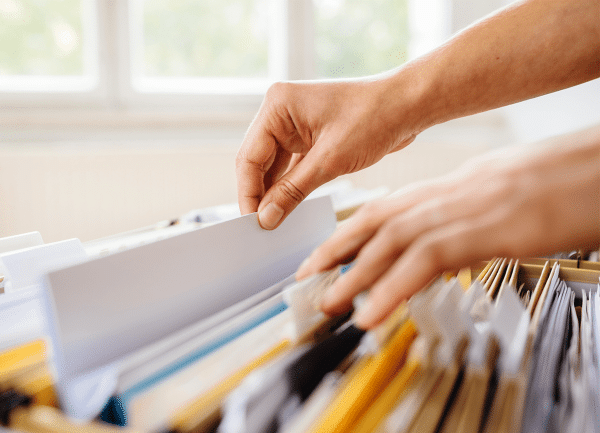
top-left (382, 0), bottom-right (600, 134)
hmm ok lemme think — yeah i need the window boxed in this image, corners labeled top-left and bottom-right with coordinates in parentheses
top-left (0, 0), bottom-right (450, 111)
top-left (314, 0), bottom-right (409, 78)
top-left (0, 0), bottom-right (97, 92)
top-left (131, 0), bottom-right (272, 94)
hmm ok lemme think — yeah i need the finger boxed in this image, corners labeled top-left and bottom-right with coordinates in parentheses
top-left (354, 214), bottom-right (508, 329)
top-left (236, 127), bottom-right (278, 215)
top-left (296, 206), bottom-right (383, 280)
top-left (256, 149), bottom-right (336, 230)
top-left (317, 203), bottom-right (444, 316)
top-left (318, 228), bottom-right (405, 316)
top-left (296, 177), bottom-right (455, 280)
top-left (285, 153), bottom-right (305, 176)
top-left (264, 148), bottom-right (293, 192)
top-left (318, 178), bottom-right (510, 318)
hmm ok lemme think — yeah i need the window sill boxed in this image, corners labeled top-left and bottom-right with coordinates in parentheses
top-left (0, 107), bottom-right (259, 144)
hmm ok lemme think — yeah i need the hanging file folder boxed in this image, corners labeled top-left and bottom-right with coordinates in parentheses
top-left (40, 196), bottom-right (337, 421)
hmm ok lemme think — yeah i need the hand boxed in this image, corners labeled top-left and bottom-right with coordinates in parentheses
top-left (235, 79), bottom-right (419, 229)
top-left (296, 128), bottom-right (600, 329)
top-left (236, 0), bottom-right (600, 232)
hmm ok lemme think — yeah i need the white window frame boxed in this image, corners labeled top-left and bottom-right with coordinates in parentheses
top-left (0, 0), bottom-right (451, 119)
top-left (0, 0), bottom-right (105, 108)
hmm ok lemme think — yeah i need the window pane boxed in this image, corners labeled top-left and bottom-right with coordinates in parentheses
top-left (141, 0), bottom-right (269, 78)
top-left (314, 0), bottom-right (409, 78)
top-left (0, 0), bottom-right (85, 76)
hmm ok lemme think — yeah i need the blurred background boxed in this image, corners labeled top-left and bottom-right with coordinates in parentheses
top-left (1, 0), bottom-right (599, 242)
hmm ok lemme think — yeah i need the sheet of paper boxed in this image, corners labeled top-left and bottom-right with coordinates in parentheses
top-left (0, 231), bottom-right (44, 292)
top-left (44, 196), bottom-right (336, 418)
top-left (1, 239), bottom-right (86, 293)
top-left (0, 232), bottom-right (44, 255)
top-left (0, 287), bottom-right (48, 351)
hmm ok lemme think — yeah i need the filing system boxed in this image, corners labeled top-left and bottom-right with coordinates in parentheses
top-left (1, 188), bottom-right (599, 433)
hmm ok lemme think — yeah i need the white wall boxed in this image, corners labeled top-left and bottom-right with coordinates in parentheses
top-left (0, 132), bottom-right (494, 243)
top-left (499, 79), bottom-right (600, 144)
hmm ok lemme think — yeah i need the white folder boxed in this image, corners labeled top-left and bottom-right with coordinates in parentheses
top-left (42, 196), bottom-right (337, 420)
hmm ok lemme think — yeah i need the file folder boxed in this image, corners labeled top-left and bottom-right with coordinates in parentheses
top-left (41, 196), bottom-right (337, 421)
top-left (0, 232), bottom-right (44, 293)
top-left (1, 197), bottom-right (599, 433)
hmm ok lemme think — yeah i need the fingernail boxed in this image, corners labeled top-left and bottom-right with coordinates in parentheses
top-left (297, 258), bottom-right (310, 277)
top-left (320, 280), bottom-right (342, 311)
top-left (258, 202), bottom-right (284, 230)
top-left (354, 298), bottom-right (374, 327)
top-left (320, 287), bottom-right (336, 311)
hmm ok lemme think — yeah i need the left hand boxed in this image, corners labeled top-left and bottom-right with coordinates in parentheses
top-left (296, 131), bottom-right (600, 329)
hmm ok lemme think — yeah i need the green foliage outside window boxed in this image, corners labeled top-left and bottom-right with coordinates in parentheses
top-left (0, 0), bottom-right (84, 75)
top-left (0, 0), bottom-right (409, 80)
top-left (315, 0), bottom-right (409, 78)
top-left (143, 0), bottom-right (270, 78)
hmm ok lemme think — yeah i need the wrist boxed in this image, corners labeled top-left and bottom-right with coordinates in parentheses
top-left (372, 60), bottom-right (442, 141)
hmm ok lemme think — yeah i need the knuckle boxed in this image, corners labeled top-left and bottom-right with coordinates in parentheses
top-left (320, 160), bottom-right (338, 179)
top-left (415, 236), bottom-right (448, 273)
top-left (265, 81), bottom-right (291, 105)
top-left (495, 175), bottom-right (519, 200)
top-left (381, 215), bottom-right (404, 237)
top-left (234, 150), bottom-right (246, 169)
top-left (354, 200), bottom-right (388, 231)
top-left (420, 197), bottom-right (449, 227)
top-left (277, 178), bottom-right (305, 204)
top-left (356, 200), bottom-right (380, 219)
top-left (235, 151), bottom-right (264, 176)
top-left (375, 217), bottom-right (406, 252)
top-left (312, 149), bottom-right (344, 180)
top-left (361, 198), bottom-right (391, 220)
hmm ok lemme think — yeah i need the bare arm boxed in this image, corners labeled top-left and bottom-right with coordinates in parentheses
top-left (388, 0), bottom-right (600, 132)
top-left (236, 0), bottom-right (600, 230)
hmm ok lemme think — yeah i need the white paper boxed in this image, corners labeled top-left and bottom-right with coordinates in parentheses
top-left (1, 238), bottom-right (87, 293)
top-left (0, 231), bottom-right (44, 255)
top-left (44, 196), bottom-right (336, 419)
top-left (0, 231), bottom-right (44, 291)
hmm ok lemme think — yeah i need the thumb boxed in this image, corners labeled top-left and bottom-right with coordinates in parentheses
top-left (257, 150), bottom-right (335, 230)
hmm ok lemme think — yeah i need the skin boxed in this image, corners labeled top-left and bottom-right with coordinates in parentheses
top-left (297, 129), bottom-right (600, 328)
top-left (236, 0), bottom-right (600, 329)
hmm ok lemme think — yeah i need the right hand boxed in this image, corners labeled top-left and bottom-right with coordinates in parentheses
top-left (237, 0), bottom-right (600, 230)
top-left (235, 79), bottom-right (420, 229)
